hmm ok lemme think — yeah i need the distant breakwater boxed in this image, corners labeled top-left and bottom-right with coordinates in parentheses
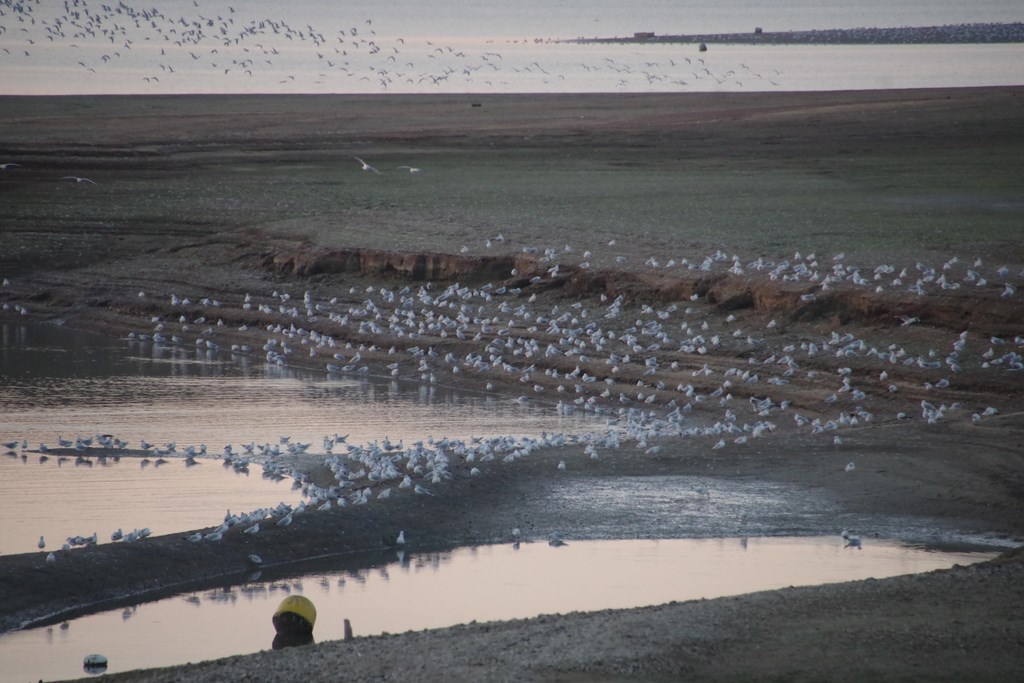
top-left (565, 22), bottom-right (1024, 46)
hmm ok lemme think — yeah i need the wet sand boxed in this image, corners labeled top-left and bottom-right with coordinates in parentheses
top-left (1, 87), bottom-right (1023, 681)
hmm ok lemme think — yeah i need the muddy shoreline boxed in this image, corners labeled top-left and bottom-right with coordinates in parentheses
top-left (1, 87), bottom-right (1023, 681)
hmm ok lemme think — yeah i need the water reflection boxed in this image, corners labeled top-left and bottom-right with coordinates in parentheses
top-left (0, 452), bottom-right (302, 554)
top-left (0, 322), bottom-right (593, 552)
top-left (272, 631), bottom-right (315, 650)
top-left (1, 322), bottom-right (591, 451)
top-left (0, 538), bottom-right (998, 682)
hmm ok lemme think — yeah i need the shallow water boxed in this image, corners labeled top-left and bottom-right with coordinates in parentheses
top-left (0, 454), bottom-right (302, 556)
top-left (0, 537), bottom-right (998, 682)
top-left (0, 322), bottom-right (593, 554)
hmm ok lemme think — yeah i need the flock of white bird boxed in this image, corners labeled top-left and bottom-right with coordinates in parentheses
top-left (4, 232), bottom-right (1020, 559)
top-left (0, 0), bottom-right (779, 92)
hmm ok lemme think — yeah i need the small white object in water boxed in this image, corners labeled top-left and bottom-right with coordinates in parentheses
top-left (845, 462), bottom-right (856, 472)
top-left (396, 530), bottom-right (405, 545)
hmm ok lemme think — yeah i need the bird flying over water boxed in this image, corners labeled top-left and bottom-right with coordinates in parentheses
top-left (61, 175), bottom-right (97, 184)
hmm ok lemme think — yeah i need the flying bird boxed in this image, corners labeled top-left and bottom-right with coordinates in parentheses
top-left (61, 175), bottom-right (97, 184)
top-left (353, 156), bottom-right (380, 174)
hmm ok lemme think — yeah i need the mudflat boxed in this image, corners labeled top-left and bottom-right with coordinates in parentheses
top-left (1, 87), bottom-right (1023, 682)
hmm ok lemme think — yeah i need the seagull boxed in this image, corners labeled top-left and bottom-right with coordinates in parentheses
top-left (61, 175), bottom-right (97, 184)
top-left (396, 530), bottom-right (405, 545)
top-left (352, 156), bottom-right (381, 174)
top-left (396, 165), bottom-right (422, 173)
top-left (38, 535), bottom-right (46, 550)
top-left (841, 529), bottom-right (862, 549)
top-left (0, 163), bottom-right (23, 170)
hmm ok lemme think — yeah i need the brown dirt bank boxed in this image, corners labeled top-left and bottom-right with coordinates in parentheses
top-left (1, 87), bottom-right (1023, 681)
top-left (268, 244), bottom-right (1023, 336)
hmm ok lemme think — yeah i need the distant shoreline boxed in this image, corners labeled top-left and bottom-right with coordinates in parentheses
top-left (564, 21), bottom-right (1024, 46)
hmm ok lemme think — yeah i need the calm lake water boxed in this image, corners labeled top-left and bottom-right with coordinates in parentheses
top-left (0, 537), bottom-right (999, 682)
top-left (0, 322), bottom-right (592, 554)
top-left (0, 0), bottom-right (1020, 94)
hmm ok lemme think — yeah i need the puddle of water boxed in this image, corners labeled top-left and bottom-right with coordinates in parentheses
top-left (0, 455), bottom-right (301, 555)
top-left (0, 322), bottom-right (592, 553)
top-left (0, 537), bottom-right (997, 682)
top-left (0, 322), bottom-right (590, 451)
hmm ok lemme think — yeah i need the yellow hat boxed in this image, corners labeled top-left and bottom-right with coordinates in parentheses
top-left (273, 595), bottom-right (316, 633)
